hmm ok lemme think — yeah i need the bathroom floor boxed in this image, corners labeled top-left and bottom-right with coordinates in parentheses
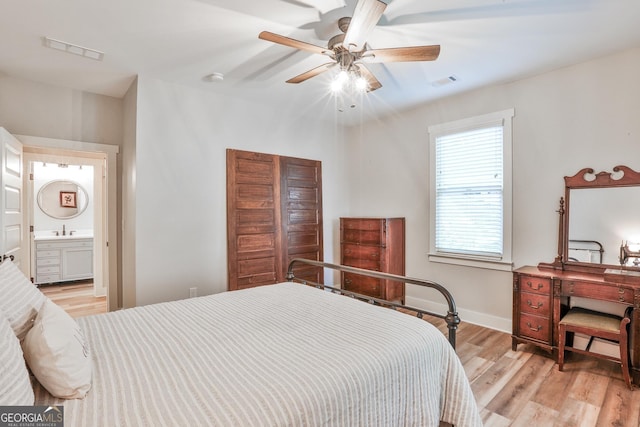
top-left (39, 280), bottom-right (107, 318)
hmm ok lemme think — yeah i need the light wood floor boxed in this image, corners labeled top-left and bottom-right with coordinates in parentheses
top-left (39, 280), bottom-right (106, 318)
top-left (422, 317), bottom-right (640, 427)
top-left (39, 284), bottom-right (638, 425)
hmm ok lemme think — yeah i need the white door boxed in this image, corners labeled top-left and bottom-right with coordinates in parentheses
top-left (0, 128), bottom-right (24, 268)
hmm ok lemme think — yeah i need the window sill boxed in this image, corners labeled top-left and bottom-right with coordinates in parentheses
top-left (428, 253), bottom-right (513, 272)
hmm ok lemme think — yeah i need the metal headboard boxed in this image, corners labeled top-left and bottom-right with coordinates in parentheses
top-left (286, 258), bottom-right (460, 349)
top-left (568, 239), bottom-right (604, 263)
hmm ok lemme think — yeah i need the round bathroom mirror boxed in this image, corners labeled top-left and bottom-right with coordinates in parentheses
top-left (37, 180), bottom-right (89, 219)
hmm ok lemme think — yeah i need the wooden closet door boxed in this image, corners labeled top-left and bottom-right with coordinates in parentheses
top-left (227, 150), bottom-right (283, 290)
top-left (280, 156), bottom-right (323, 284)
top-left (227, 150), bottom-right (323, 290)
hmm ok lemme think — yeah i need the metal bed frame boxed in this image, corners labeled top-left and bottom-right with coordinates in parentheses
top-left (286, 258), bottom-right (460, 349)
top-left (567, 239), bottom-right (604, 263)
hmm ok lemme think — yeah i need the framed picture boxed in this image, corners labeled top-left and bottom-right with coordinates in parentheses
top-left (60, 191), bottom-right (77, 208)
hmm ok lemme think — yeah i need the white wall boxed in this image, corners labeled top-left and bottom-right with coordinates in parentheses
top-left (121, 78), bottom-right (138, 308)
top-left (344, 47), bottom-right (640, 331)
top-left (131, 77), bottom-right (348, 306)
top-left (0, 76), bottom-right (122, 145)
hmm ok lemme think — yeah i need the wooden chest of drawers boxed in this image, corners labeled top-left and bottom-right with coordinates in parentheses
top-left (340, 217), bottom-right (405, 303)
top-left (512, 272), bottom-right (554, 350)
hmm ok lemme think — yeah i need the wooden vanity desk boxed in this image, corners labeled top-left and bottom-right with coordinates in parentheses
top-left (512, 165), bottom-right (640, 385)
top-left (513, 265), bottom-right (640, 384)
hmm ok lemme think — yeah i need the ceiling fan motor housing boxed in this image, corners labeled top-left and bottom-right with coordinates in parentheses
top-left (338, 17), bottom-right (351, 33)
top-left (328, 33), bottom-right (358, 71)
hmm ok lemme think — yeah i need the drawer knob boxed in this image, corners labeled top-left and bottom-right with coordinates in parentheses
top-left (526, 281), bottom-right (543, 291)
top-left (526, 322), bottom-right (542, 332)
top-left (526, 300), bottom-right (543, 309)
top-left (618, 288), bottom-right (627, 302)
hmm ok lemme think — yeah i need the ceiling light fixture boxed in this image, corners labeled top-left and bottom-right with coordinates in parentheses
top-left (330, 69), bottom-right (369, 112)
top-left (42, 36), bottom-right (104, 61)
top-left (330, 69), bottom-right (369, 94)
top-left (204, 72), bottom-right (224, 82)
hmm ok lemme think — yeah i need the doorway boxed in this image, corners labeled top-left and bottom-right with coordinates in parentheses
top-left (19, 135), bottom-right (118, 312)
top-left (26, 153), bottom-right (104, 301)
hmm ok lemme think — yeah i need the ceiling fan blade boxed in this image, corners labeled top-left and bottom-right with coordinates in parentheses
top-left (356, 65), bottom-right (382, 92)
top-left (286, 62), bottom-right (336, 84)
top-left (363, 45), bottom-right (441, 63)
top-left (343, 0), bottom-right (387, 52)
top-left (259, 31), bottom-right (329, 56)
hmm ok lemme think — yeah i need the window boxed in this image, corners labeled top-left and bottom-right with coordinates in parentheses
top-left (428, 109), bottom-right (514, 271)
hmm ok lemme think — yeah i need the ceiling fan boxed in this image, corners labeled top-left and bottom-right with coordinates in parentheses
top-left (258, 0), bottom-right (440, 92)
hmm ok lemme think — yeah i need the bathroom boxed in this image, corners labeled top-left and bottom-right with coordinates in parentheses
top-left (28, 153), bottom-right (105, 301)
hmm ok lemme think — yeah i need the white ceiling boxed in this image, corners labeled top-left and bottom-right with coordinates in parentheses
top-left (2, 0), bottom-right (640, 124)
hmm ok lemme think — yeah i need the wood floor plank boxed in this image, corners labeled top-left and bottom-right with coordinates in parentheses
top-left (509, 401), bottom-right (558, 427)
top-left (555, 398), bottom-right (600, 427)
top-left (480, 408), bottom-right (512, 427)
top-left (531, 361), bottom-right (579, 411)
top-left (39, 281), bottom-right (106, 318)
top-left (464, 355), bottom-right (496, 384)
top-left (471, 349), bottom-right (534, 408)
top-left (568, 369), bottom-right (613, 407)
top-left (485, 353), bottom-right (556, 419)
top-left (456, 340), bottom-right (484, 365)
top-left (596, 379), bottom-right (640, 427)
top-left (475, 330), bottom-right (514, 362)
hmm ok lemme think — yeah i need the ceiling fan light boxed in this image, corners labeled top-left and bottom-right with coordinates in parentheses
top-left (354, 76), bottom-right (368, 91)
top-left (330, 79), bottom-right (344, 92)
top-left (331, 71), bottom-right (349, 92)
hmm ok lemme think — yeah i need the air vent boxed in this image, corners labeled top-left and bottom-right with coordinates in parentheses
top-left (42, 37), bottom-right (104, 61)
top-left (431, 75), bottom-right (459, 87)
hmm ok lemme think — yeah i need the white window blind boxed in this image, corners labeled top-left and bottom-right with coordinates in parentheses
top-left (435, 126), bottom-right (504, 258)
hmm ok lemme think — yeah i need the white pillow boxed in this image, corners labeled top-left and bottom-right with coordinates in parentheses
top-left (0, 310), bottom-right (34, 405)
top-left (0, 259), bottom-right (46, 339)
top-left (22, 299), bottom-right (92, 399)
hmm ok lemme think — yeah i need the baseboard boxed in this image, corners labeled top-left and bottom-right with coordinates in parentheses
top-left (405, 295), bottom-right (512, 334)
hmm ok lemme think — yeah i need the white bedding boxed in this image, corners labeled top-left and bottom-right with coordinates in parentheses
top-left (35, 283), bottom-right (482, 426)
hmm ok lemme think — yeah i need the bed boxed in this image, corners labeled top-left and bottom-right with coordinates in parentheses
top-left (1, 257), bottom-right (482, 427)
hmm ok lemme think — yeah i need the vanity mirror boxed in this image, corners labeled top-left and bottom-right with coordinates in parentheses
top-left (37, 180), bottom-right (89, 219)
top-left (550, 165), bottom-right (640, 271)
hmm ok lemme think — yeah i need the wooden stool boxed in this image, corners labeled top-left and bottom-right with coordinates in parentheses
top-left (558, 306), bottom-right (633, 390)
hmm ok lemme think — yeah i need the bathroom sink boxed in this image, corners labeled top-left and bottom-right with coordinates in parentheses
top-left (34, 233), bottom-right (93, 241)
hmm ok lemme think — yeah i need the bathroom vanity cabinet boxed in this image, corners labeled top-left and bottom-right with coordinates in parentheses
top-left (34, 237), bottom-right (93, 285)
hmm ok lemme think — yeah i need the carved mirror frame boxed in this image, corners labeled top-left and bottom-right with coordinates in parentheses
top-left (544, 165), bottom-right (640, 273)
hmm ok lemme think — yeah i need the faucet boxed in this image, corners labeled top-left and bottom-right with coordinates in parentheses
top-left (62, 224), bottom-right (66, 236)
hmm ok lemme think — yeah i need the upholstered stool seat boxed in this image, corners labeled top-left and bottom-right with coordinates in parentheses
top-left (558, 306), bottom-right (633, 390)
